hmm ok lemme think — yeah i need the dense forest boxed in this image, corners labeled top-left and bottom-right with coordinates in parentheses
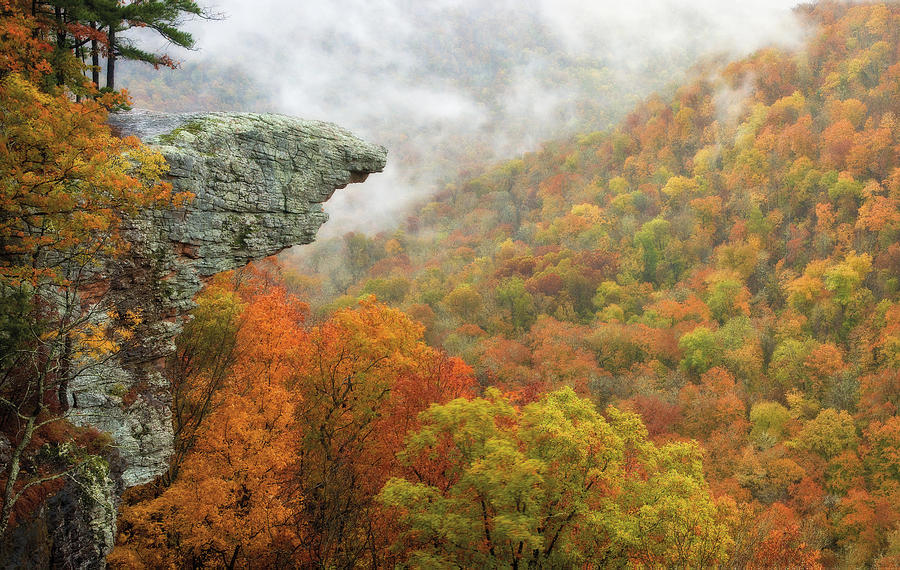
top-left (2, 0), bottom-right (900, 567)
top-left (281, 2), bottom-right (900, 566)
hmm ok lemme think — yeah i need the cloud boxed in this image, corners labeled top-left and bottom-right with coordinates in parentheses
top-left (536, 0), bottom-right (807, 59)
top-left (129, 0), bottom-right (809, 234)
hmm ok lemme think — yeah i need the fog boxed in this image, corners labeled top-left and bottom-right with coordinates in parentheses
top-left (126, 0), bottom-right (809, 236)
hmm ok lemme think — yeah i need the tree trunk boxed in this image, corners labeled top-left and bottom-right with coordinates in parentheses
top-left (91, 23), bottom-right (99, 88)
top-left (54, 6), bottom-right (66, 87)
top-left (106, 26), bottom-right (115, 90)
top-left (0, 415), bottom-right (36, 540)
top-left (226, 544), bottom-right (241, 570)
top-left (58, 334), bottom-right (71, 413)
top-left (76, 43), bottom-right (84, 102)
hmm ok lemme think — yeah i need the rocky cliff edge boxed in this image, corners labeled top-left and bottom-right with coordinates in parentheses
top-left (19, 111), bottom-right (385, 567)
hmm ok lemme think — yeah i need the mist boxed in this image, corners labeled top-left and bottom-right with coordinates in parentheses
top-left (125, 0), bottom-right (809, 236)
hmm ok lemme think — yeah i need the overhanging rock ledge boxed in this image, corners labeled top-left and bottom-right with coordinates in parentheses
top-left (16, 110), bottom-right (385, 567)
top-left (84, 110), bottom-right (387, 487)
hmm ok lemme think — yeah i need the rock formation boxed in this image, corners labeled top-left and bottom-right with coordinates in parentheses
top-left (9, 111), bottom-right (386, 567)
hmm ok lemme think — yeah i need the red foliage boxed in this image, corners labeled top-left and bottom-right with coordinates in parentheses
top-left (627, 394), bottom-right (682, 439)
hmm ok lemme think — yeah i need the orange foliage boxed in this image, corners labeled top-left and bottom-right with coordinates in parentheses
top-left (749, 504), bottom-right (823, 569)
top-left (113, 271), bottom-right (474, 567)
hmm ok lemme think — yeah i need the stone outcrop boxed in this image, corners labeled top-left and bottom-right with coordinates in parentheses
top-left (81, 111), bottom-right (386, 489)
top-left (15, 111), bottom-right (386, 567)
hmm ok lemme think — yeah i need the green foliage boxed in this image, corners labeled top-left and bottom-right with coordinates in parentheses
top-left (0, 286), bottom-right (32, 369)
top-left (827, 173), bottom-right (864, 202)
top-left (344, 232), bottom-right (381, 280)
top-left (771, 339), bottom-right (814, 392)
top-left (634, 217), bottom-right (671, 284)
top-left (750, 401), bottom-right (792, 448)
top-left (442, 283), bottom-right (482, 321)
top-left (789, 408), bottom-right (858, 459)
top-left (678, 326), bottom-right (718, 375)
top-left (178, 285), bottom-right (244, 375)
top-left (495, 277), bottom-right (536, 332)
top-left (90, 0), bottom-right (205, 64)
top-left (824, 252), bottom-right (872, 306)
top-left (380, 388), bottom-right (732, 568)
top-left (706, 275), bottom-right (749, 323)
top-left (360, 276), bottom-right (411, 304)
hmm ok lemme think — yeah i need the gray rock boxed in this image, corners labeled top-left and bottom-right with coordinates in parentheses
top-left (74, 110), bottom-right (385, 487)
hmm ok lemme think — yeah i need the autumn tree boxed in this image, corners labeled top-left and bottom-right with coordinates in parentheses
top-left (380, 387), bottom-right (734, 568)
top-left (163, 277), bottom-right (245, 486)
top-left (0, 0), bottom-right (91, 93)
top-left (112, 284), bottom-right (474, 567)
top-left (678, 367), bottom-right (747, 440)
top-left (730, 503), bottom-right (823, 569)
top-left (289, 297), bottom-right (473, 566)
top-left (110, 284), bottom-right (307, 568)
top-left (1, 0), bottom-right (209, 92)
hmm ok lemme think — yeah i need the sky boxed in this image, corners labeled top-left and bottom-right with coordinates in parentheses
top-left (130, 0), bottom-right (810, 236)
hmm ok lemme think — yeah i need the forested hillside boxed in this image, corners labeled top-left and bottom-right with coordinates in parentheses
top-left (281, 2), bottom-right (900, 566)
top-left (4, 0), bottom-right (900, 567)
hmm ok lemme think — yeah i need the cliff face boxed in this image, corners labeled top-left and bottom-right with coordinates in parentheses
top-left (16, 111), bottom-right (386, 567)
top-left (78, 111), bottom-right (386, 489)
